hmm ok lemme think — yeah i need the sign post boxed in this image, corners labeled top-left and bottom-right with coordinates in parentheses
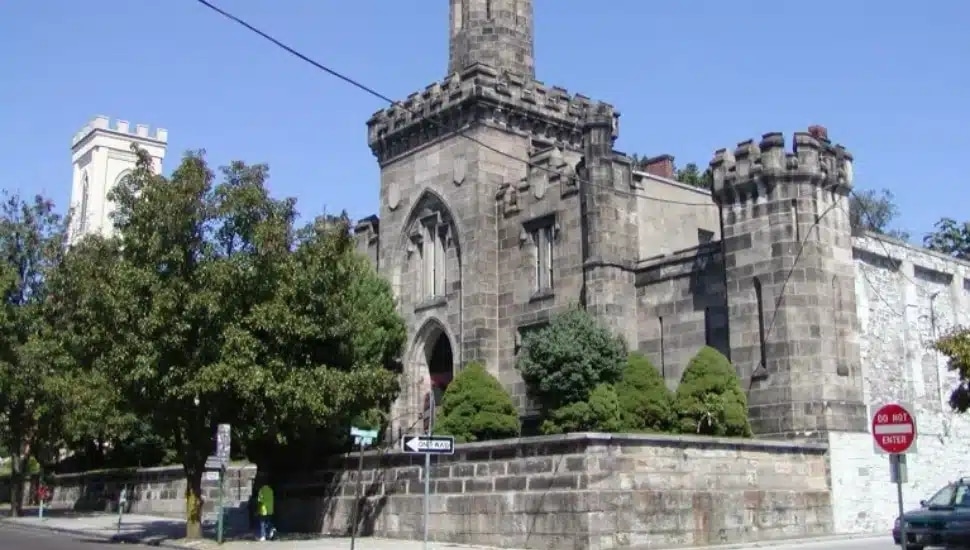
top-left (872, 403), bottom-right (917, 550)
top-left (215, 424), bottom-right (231, 545)
top-left (348, 426), bottom-right (377, 550)
top-left (399, 393), bottom-right (456, 550)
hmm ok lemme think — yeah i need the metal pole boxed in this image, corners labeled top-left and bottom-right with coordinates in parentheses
top-left (216, 468), bottom-right (226, 544)
top-left (349, 441), bottom-right (365, 550)
top-left (423, 392), bottom-right (436, 550)
top-left (894, 454), bottom-right (908, 549)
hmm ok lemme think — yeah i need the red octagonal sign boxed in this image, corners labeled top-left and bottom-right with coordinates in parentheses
top-left (872, 403), bottom-right (917, 454)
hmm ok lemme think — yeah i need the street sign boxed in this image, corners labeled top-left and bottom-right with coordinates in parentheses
top-left (216, 424), bottom-right (231, 462)
top-left (872, 403), bottom-right (917, 454)
top-left (402, 435), bottom-right (455, 455)
top-left (350, 426), bottom-right (378, 447)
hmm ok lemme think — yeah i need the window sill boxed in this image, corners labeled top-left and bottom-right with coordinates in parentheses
top-left (529, 289), bottom-right (555, 303)
top-left (414, 296), bottom-right (447, 313)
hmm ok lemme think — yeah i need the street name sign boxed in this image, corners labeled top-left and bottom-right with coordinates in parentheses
top-left (402, 435), bottom-right (455, 455)
top-left (872, 402), bottom-right (917, 454)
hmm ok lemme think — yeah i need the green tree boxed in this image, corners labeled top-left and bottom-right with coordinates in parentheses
top-left (849, 189), bottom-right (910, 240)
top-left (616, 353), bottom-right (674, 432)
top-left (66, 148), bottom-right (405, 538)
top-left (675, 163), bottom-right (714, 190)
top-left (673, 346), bottom-right (751, 437)
top-left (0, 192), bottom-right (72, 515)
top-left (924, 218), bottom-right (970, 261)
top-left (516, 307), bottom-right (626, 411)
top-left (435, 362), bottom-right (520, 443)
top-left (933, 327), bottom-right (970, 412)
top-left (540, 383), bottom-right (623, 435)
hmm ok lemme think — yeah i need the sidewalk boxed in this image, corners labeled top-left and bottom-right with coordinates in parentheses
top-left (0, 509), bottom-right (889, 550)
top-left (0, 509), bottom-right (511, 549)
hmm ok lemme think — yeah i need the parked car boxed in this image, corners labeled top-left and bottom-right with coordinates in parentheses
top-left (893, 478), bottom-right (970, 549)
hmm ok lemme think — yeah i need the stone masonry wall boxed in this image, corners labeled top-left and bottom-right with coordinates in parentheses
top-left (635, 243), bottom-right (730, 389)
top-left (275, 433), bottom-right (831, 550)
top-left (1, 464), bottom-right (257, 526)
top-left (828, 232), bottom-right (970, 533)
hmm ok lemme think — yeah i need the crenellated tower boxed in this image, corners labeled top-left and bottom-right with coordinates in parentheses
top-left (448, 0), bottom-right (534, 78)
top-left (69, 115), bottom-right (168, 244)
top-left (710, 126), bottom-right (866, 437)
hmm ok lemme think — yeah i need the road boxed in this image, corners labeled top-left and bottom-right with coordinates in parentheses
top-left (0, 523), bottom-right (157, 550)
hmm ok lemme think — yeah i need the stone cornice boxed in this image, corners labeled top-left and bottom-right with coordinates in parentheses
top-left (366, 64), bottom-right (616, 166)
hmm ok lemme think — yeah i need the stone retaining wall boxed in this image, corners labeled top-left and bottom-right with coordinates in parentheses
top-left (1, 463), bottom-right (256, 525)
top-left (276, 433), bottom-right (831, 549)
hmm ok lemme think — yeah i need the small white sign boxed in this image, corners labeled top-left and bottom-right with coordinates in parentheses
top-left (204, 470), bottom-right (220, 481)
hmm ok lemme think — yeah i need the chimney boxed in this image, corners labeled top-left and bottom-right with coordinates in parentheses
top-left (808, 125), bottom-right (829, 142)
top-left (642, 154), bottom-right (675, 179)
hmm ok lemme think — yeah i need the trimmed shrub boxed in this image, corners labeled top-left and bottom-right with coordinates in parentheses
top-left (435, 362), bottom-right (520, 443)
top-left (673, 346), bottom-right (752, 437)
top-left (616, 353), bottom-right (674, 432)
top-left (516, 307), bottom-right (627, 410)
top-left (540, 384), bottom-right (623, 435)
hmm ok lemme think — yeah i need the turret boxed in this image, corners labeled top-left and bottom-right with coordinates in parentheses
top-left (711, 127), bottom-right (865, 437)
top-left (448, 0), bottom-right (534, 79)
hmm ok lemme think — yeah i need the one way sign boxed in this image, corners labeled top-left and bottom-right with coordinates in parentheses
top-left (402, 435), bottom-right (455, 455)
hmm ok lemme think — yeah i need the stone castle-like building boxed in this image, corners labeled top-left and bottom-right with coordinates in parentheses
top-left (67, 0), bottom-right (970, 534)
top-left (354, 0), bottom-right (866, 439)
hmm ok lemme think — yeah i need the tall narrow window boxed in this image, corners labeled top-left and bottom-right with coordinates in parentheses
top-left (790, 199), bottom-right (800, 241)
top-left (78, 172), bottom-right (90, 234)
top-left (532, 224), bottom-right (554, 291)
top-left (658, 316), bottom-right (666, 380)
top-left (421, 222), bottom-right (445, 298)
top-left (704, 307), bottom-right (713, 347)
top-left (485, 0), bottom-right (492, 19)
top-left (832, 275), bottom-right (848, 376)
top-left (753, 277), bottom-right (768, 370)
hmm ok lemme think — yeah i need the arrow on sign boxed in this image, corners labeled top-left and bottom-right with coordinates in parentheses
top-left (402, 435), bottom-right (455, 455)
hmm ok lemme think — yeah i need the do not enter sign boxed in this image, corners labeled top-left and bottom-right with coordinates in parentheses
top-left (872, 403), bottom-right (917, 454)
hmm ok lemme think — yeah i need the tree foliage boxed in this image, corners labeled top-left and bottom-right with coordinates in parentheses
top-left (673, 347), bottom-right (751, 437)
top-left (933, 327), bottom-right (970, 412)
top-left (540, 383), bottom-right (623, 435)
top-left (849, 189), bottom-right (909, 240)
top-left (516, 308), bottom-right (626, 411)
top-left (46, 147), bottom-right (405, 538)
top-left (0, 192), bottom-right (76, 515)
top-left (616, 353), bottom-right (674, 432)
top-left (924, 218), bottom-right (970, 261)
top-left (434, 362), bottom-right (520, 443)
top-left (674, 163), bottom-right (714, 190)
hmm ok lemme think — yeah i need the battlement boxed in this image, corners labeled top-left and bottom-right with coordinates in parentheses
top-left (72, 115), bottom-right (168, 148)
top-left (710, 128), bottom-right (854, 204)
top-left (495, 145), bottom-right (580, 217)
top-left (367, 63), bottom-right (615, 163)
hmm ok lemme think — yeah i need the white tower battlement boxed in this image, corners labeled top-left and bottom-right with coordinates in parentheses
top-left (68, 115), bottom-right (168, 244)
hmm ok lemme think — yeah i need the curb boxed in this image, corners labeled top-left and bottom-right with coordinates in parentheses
top-left (672, 532), bottom-right (888, 550)
top-left (0, 518), bottom-right (203, 549)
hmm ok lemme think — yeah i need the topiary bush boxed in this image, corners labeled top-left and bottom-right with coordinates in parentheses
top-left (616, 352), bottom-right (674, 432)
top-left (434, 362), bottom-right (520, 443)
top-left (540, 383), bottom-right (623, 435)
top-left (673, 346), bottom-right (752, 437)
top-left (516, 307), bottom-right (627, 411)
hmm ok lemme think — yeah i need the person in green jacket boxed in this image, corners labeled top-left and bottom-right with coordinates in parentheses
top-left (256, 481), bottom-right (276, 541)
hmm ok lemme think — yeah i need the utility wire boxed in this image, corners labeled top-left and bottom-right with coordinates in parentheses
top-left (191, 0), bottom-right (733, 207)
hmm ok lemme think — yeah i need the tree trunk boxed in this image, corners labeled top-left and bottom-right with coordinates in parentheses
top-left (9, 454), bottom-right (24, 517)
top-left (184, 468), bottom-right (204, 539)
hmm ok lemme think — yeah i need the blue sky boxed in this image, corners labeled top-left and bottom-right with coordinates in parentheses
top-left (1, 1), bottom-right (967, 240)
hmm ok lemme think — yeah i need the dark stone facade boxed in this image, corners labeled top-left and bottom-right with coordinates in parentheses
top-left (354, 0), bottom-right (867, 439)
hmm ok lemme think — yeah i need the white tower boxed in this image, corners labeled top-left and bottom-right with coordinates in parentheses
top-left (69, 115), bottom-right (168, 243)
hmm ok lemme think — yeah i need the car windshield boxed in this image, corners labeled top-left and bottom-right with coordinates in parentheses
top-left (926, 484), bottom-right (956, 507)
top-left (924, 484), bottom-right (970, 507)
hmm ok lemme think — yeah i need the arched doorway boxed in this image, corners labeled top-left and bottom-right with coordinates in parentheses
top-left (391, 319), bottom-right (456, 439)
top-left (426, 331), bottom-right (454, 412)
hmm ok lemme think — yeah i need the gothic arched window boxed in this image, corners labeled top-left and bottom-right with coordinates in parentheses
top-left (78, 172), bottom-right (90, 234)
